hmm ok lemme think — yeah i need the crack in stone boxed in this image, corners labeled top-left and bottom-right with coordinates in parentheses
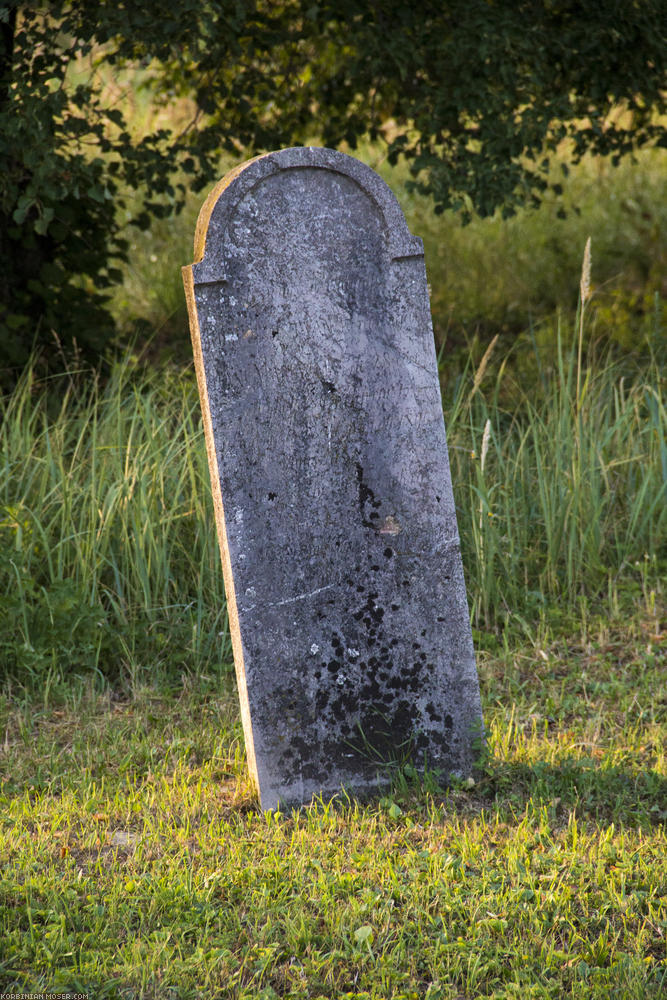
top-left (270, 584), bottom-right (336, 607)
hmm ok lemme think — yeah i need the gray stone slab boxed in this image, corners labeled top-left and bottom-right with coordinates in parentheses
top-left (183, 147), bottom-right (483, 810)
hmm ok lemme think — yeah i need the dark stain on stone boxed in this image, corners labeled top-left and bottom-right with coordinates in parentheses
top-left (355, 462), bottom-right (382, 528)
top-left (344, 698), bottom-right (428, 767)
top-left (260, 478), bottom-right (463, 801)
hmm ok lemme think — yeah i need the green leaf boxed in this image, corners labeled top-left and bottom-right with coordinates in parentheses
top-left (354, 924), bottom-right (374, 945)
top-left (34, 207), bottom-right (55, 236)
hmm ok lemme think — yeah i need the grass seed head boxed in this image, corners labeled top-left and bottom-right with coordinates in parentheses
top-left (473, 334), bottom-right (499, 394)
top-left (580, 236), bottom-right (592, 305)
top-left (480, 418), bottom-right (491, 472)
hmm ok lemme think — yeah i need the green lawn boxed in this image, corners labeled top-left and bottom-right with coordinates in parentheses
top-left (1, 600), bottom-right (664, 998)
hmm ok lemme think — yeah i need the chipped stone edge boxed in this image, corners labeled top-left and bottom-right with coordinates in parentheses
top-left (181, 264), bottom-right (260, 798)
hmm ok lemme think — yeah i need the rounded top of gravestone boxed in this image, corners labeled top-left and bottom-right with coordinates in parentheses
top-left (191, 147), bottom-right (423, 285)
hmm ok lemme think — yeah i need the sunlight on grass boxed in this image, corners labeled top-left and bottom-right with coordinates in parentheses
top-left (0, 608), bottom-right (664, 997)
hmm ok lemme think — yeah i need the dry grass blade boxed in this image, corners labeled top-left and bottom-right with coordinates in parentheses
top-left (472, 334), bottom-right (498, 397)
top-left (577, 237), bottom-right (592, 409)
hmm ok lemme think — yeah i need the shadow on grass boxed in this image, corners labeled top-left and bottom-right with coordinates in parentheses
top-left (478, 756), bottom-right (667, 830)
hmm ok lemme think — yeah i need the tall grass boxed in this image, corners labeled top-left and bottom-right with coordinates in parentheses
top-left (1, 316), bottom-right (664, 693)
top-left (448, 332), bottom-right (665, 631)
top-left (0, 362), bottom-right (230, 695)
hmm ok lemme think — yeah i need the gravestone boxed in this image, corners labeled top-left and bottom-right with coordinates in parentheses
top-left (182, 147), bottom-right (483, 810)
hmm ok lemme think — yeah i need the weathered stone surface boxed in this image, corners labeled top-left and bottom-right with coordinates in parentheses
top-left (183, 147), bottom-right (483, 810)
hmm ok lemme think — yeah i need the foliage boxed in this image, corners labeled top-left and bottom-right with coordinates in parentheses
top-left (0, 4), bottom-right (181, 381)
top-left (1, 1), bottom-right (666, 380)
top-left (115, 140), bottom-right (667, 366)
top-left (401, 147), bottom-right (667, 361)
top-left (161, 0), bottom-right (666, 221)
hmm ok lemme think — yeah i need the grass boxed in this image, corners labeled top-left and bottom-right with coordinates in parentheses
top-left (0, 602), bottom-right (664, 998)
top-left (446, 327), bottom-right (666, 631)
top-left (0, 279), bottom-right (665, 998)
top-left (2, 47), bottom-right (665, 996)
top-left (1, 296), bottom-right (663, 691)
top-left (1, 170), bottom-right (665, 994)
top-left (0, 359), bottom-right (231, 695)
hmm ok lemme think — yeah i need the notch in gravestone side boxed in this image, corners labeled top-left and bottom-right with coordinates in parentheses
top-left (182, 147), bottom-right (483, 810)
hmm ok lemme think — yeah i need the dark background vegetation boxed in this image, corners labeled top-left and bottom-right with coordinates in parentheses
top-left (1, 1), bottom-right (665, 384)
